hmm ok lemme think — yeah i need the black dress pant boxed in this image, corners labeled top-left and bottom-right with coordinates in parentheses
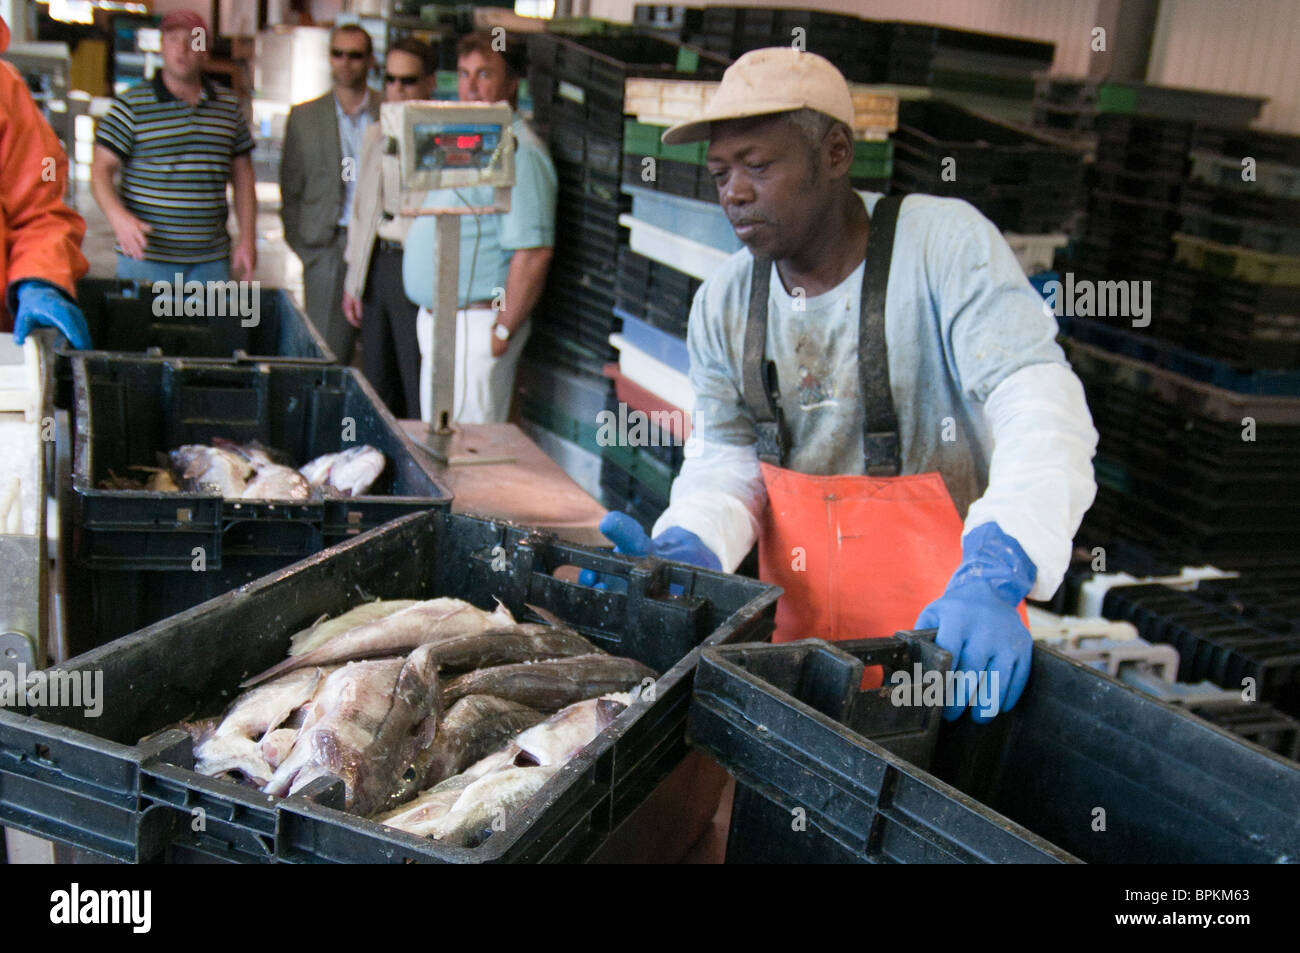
top-left (360, 243), bottom-right (421, 419)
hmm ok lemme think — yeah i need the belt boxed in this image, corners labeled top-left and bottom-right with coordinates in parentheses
top-left (375, 238), bottom-right (403, 254)
top-left (464, 300), bottom-right (493, 311)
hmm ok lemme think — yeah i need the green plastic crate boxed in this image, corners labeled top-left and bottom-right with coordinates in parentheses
top-left (623, 119), bottom-right (664, 156)
top-left (1098, 83), bottom-right (1139, 114)
top-left (849, 156), bottom-right (893, 179)
top-left (660, 139), bottom-right (708, 164)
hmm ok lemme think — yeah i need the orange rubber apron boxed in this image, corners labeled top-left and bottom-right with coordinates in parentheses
top-left (741, 197), bottom-right (998, 681)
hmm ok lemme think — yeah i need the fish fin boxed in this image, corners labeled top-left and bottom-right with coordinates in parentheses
top-left (257, 669), bottom-right (323, 740)
top-left (210, 436), bottom-right (246, 457)
top-left (595, 697), bottom-right (627, 725)
top-left (240, 654), bottom-right (306, 689)
top-left (287, 613), bottom-right (331, 655)
top-left (489, 598), bottom-right (516, 626)
top-left (524, 603), bottom-right (570, 630)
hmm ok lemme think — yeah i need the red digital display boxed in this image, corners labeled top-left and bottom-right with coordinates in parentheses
top-left (432, 133), bottom-right (485, 150)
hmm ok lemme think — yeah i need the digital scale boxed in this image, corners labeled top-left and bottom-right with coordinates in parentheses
top-left (383, 100), bottom-right (515, 464)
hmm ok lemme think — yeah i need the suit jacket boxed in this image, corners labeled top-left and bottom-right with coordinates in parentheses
top-left (280, 89), bottom-right (379, 257)
top-left (344, 123), bottom-right (430, 300)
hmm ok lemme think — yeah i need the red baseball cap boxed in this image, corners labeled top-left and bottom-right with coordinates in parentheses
top-left (159, 11), bottom-right (209, 35)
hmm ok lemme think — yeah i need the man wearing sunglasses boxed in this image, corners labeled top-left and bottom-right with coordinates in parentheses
top-left (342, 38), bottom-right (437, 419)
top-left (280, 23), bottom-right (380, 364)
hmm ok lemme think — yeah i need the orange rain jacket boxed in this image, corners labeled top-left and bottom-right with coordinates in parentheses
top-left (0, 15), bottom-right (89, 331)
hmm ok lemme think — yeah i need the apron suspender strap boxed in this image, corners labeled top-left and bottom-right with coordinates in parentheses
top-left (741, 194), bottom-right (905, 472)
top-left (859, 194), bottom-right (903, 476)
top-left (743, 256), bottom-right (785, 465)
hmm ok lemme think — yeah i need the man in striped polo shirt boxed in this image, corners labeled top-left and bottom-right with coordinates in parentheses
top-left (90, 11), bottom-right (256, 286)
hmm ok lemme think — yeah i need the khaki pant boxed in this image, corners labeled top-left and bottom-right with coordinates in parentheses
top-left (416, 306), bottom-right (530, 425)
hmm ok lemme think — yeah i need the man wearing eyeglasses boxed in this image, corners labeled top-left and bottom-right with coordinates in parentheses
top-left (342, 38), bottom-right (437, 419)
top-left (280, 23), bottom-right (380, 364)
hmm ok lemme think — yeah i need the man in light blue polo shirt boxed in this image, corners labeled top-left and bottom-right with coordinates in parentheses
top-left (403, 31), bottom-right (556, 424)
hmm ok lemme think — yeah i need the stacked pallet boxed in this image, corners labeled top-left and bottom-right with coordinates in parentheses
top-left (1055, 113), bottom-right (1300, 388)
top-left (522, 31), bottom-right (730, 524)
top-left (524, 32), bottom-right (727, 381)
top-left (1102, 578), bottom-right (1300, 723)
top-left (1065, 338), bottom-right (1300, 578)
top-left (891, 98), bottom-right (1085, 238)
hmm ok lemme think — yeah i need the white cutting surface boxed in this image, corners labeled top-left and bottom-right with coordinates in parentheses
top-left (0, 413), bottom-right (41, 537)
top-left (0, 335), bottom-right (42, 537)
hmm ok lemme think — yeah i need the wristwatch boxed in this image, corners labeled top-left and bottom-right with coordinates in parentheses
top-left (492, 322), bottom-right (511, 342)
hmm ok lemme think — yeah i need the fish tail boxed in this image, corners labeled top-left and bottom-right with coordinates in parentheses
top-left (239, 655), bottom-right (306, 689)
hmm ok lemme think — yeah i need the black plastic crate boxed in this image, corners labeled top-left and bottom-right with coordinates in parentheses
top-left (73, 277), bottom-right (332, 365)
top-left (70, 354), bottom-right (449, 572)
top-left (0, 509), bottom-right (779, 863)
top-left (1191, 125), bottom-right (1300, 168)
top-left (893, 99), bottom-right (1079, 189)
top-left (1102, 584), bottom-right (1300, 714)
top-left (689, 634), bottom-right (1300, 863)
top-left (528, 31), bottom-right (729, 110)
top-left (1086, 190), bottom-right (1181, 233)
top-left (1177, 204), bottom-right (1300, 256)
top-left (1187, 700), bottom-right (1300, 761)
top-left (524, 329), bottom-right (612, 381)
top-left (616, 248), bottom-right (700, 322)
top-left (549, 130), bottom-right (624, 180)
top-left (547, 260), bottom-right (619, 304)
top-left (601, 390), bottom-right (685, 475)
top-left (59, 279), bottom-right (333, 408)
top-left (554, 161), bottom-right (625, 206)
top-left (536, 291), bottom-right (620, 358)
top-left (1091, 163), bottom-right (1185, 203)
top-left (632, 4), bottom-right (703, 38)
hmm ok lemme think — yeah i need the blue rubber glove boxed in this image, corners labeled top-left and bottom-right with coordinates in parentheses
top-left (914, 522), bottom-right (1036, 724)
top-left (578, 511), bottom-right (721, 593)
top-left (11, 280), bottom-right (91, 349)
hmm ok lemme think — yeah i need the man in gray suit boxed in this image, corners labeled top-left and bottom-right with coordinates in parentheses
top-left (280, 23), bottom-right (380, 363)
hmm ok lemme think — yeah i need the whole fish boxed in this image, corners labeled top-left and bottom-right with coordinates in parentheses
top-left (326, 445), bottom-right (386, 496)
top-left (390, 695), bottom-right (545, 805)
top-left (287, 599), bottom-right (422, 656)
top-left (242, 598), bottom-right (514, 687)
top-left (170, 444), bottom-right (252, 496)
top-left (263, 644), bottom-right (441, 815)
top-left (299, 452), bottom-right (340, 487)
top-left (415, 624), bottom-right (601, 674)
top-left (423, 765), bottom-right (561, 846)
top-left (243, 464), bottom-right (312, 500)
top-left (512, 695), bottom-right (628, 767)
top-left (194, 667), bottom-right (326, 785)
top-left (441, 654), bottom-right (656, 712)
top-left (372, 773), bottom-right (476, 836)
top-left (224, 441), bottom-right (312, 501)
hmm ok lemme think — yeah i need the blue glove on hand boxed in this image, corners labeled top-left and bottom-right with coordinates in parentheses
top-left (12, 280), bottom-right (91, 350)
top-left (915, 522), bottom-right (1035, 723)
top-left (578, 511), bottom-right (721, 593)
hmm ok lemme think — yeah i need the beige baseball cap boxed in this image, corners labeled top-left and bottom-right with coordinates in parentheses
top-left (661, 47), bottom-right (854, 145)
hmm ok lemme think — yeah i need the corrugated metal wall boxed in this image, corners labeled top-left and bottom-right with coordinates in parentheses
top-left (588, 0), bottom-right (1102, 75)
top-left (1148, 0), bottom-right (1300, 133)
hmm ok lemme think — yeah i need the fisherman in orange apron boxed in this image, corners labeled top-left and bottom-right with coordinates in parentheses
top-left (0, 14), bottom-right (91, 347)
top-left (585, 49), bottom-right (1098, 722)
